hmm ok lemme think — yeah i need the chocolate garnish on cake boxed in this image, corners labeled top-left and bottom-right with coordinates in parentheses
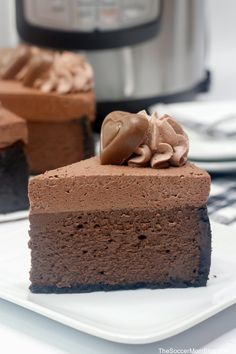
top-left (100, 111), bottom-right (149, 165)
top-left (101, 110), bottom-right (189, 168)
top-left (0, 45), bottom-right (93, 94)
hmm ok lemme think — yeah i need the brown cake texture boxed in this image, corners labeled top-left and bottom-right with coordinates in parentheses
top-left (29, 156), bottom-right (211, 293)
top-left (0, 105), bottom-right (29, 213)
top-left (0, 46), bottom-right (95, 174)
top-left (29, 110), bottom-right (211, 293)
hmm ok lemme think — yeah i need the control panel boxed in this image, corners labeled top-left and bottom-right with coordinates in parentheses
top-left (24, 0), bottom-right (160, 32)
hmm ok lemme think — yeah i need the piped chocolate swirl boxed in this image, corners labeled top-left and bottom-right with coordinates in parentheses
top-left (0, 45), bottom-right (93, 94)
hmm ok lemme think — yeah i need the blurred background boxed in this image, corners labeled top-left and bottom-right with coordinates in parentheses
top-left (0, 2), bottom-right (236, 353)
top-left (1, 0), bottom-right (235, 225)
top-left (1, 0), bottom-right (236, 101)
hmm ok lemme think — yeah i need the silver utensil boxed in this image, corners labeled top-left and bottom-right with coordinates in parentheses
top-left (179, 113), bottom-right (236, 138)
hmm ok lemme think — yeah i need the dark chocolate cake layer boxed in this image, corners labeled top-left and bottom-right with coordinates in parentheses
top-left (0, 142), bottom-right (29, 213)
top-left (29, 206), bottom-right (211, 293)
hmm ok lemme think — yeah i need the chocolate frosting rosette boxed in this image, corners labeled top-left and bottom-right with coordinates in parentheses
top-left (0, 45), bottom-right (93, 94)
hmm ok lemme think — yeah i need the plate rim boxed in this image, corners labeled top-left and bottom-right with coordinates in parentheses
top-left (0, 210), bottom-right (29, 223)
top-left (0, 285), bottom-right (235, 344)
top-left (190, 160), bottom-right (236, 173)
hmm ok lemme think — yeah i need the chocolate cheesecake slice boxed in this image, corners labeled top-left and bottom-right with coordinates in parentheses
top-left (29, 110), bottom-right (211, 293)
top-left (0, 105), bottom-right (29, 213)
top-left (0, 46), bottom-right (95, 174)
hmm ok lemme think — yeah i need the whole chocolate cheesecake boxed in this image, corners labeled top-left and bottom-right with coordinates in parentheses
top-left (0, 45), bottom-right (95, 174)
top-left (29, 110), bottom-right (211, 293)
top-left (0, 105), bottom-right (29, 213)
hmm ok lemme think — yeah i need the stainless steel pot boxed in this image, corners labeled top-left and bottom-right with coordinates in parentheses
top-left (16, 0), bottom-right (210, 126)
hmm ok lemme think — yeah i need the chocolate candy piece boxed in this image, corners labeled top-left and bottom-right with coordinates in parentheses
top-left (100, 111), bottom-right (149, 165)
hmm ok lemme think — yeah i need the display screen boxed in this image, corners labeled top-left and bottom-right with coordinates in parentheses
top-left (24, 0), bottom-right (160, 32)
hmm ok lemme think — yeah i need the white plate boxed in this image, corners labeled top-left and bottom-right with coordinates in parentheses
top-left (190, 160), bottom-right (236, 173)
top-left (187, 128), bottom-right (236, 163)
top-left (0, 210), bottom-right (29, 223)
top-left (150, 101), bottom-right (236, 162)
top-left (0, 220), bottom-right (235, 344)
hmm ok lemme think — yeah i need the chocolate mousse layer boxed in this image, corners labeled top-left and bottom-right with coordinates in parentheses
top-left (0, 106), bottom-right (27, 149)
top-left (0, 106), bottom-right (28, 213)
top-left (0, 81), bottom-right (95, 122)
top-left (29, 157), bottom-right (210, 214)
top-left (29, 157), bottom-right (211, 293)
top-left (28, 117), bottom-right (94, 174)
top-left (0, 46), bottom-right (95, 174)
top-left (0, 81), bottom-right (95, 174)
